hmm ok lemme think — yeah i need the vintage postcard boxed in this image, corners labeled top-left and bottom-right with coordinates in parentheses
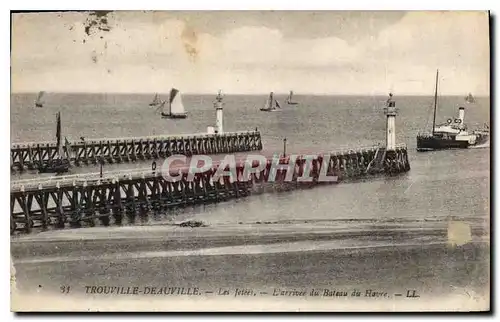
top-left (10, 10), bottom-right (490, 312)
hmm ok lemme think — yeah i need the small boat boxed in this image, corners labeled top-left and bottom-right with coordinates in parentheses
top-left (158, 88), bottom-right (188, 119)
top-left (35, 91), bottom-right (45, 108)
top-left (39, 158), bottom-right (70, 174)
top-left (260, 92), bottom-right (281, 112)
top-left (149, 93), bottom-right (161, 107)
top-left (465, 92), bottom-right (476, 104)
top-left (285, 90), bottom-right (298, 105)
top-left (39, 112), bottom-right (70, 173)
top-left (416, 70), bottom-right (489, 151)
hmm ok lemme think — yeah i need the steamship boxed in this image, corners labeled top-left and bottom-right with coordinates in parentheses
top-left (416, 70), bottom-right (489, 151)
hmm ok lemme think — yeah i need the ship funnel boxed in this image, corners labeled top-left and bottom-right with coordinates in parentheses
top-left (458, 107), bottom-right (465, 124)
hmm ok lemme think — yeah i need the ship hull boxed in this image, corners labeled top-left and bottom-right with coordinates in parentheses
top-left (416, 134), bottom-right (489, 152)
top-left (474, 133), bottom-right (490, 146)
top-left (161, 113), bottom-right (188, 119)
top-left (39, 159), bottom-right (70, 174)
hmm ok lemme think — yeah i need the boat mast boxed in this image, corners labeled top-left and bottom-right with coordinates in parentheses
top-left (56, 112), bottom-right (63, 159)
top-left (161, 100), bottom-right (167, 115)
top-left (168, 88), bottom-right (175, 115)
top-left (432, 69), bottom-right (439, 136)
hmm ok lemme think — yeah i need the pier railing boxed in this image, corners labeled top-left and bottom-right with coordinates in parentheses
top-left (11, 131), bottom-right (259, 147)
top-left (11, 130), bottom-right (263, 171)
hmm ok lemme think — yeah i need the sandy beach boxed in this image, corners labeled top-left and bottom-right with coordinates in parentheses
top-left (11, 220), bottom-right (490, 311)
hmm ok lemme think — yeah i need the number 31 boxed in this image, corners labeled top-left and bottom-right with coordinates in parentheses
top-left (60, 285), bottom-right (71, 294)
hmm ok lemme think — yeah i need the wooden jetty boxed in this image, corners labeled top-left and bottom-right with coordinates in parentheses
top-left (10, 93), bottom-right (411, 235)
top-left (10, 131), bottom-right (263, 172)
top-left (10, 145), bottom-right (410, 235)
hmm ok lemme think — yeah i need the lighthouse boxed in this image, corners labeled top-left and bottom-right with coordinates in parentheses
top-left (385, 93), bottom-right (397, 151)
top-left (214, 90), bottom-right (224, 134)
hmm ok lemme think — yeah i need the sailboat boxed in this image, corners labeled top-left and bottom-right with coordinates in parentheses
top-left (416, 70), bottom-right (489, 151)
top-left (158, 88), bottom-right (188, 119)
top-left (39, 112), bottom-right (70, 173)
top-left (149, 93), bottom-right (161, 107)
top-left (35, 91), bottom-right (45, 108)
top-left (465, 92), bottom-right (475, 104)
top-left (285, 90), bottom-right (298, 105)
top-left (260, 92), bottom-right (281, 112)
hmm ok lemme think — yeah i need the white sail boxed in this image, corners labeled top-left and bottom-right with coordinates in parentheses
top-left (35, 91), bottom-right (45, 106)
top-left (169, 88), bottom-right (185, 115)
top-left (264, 98), bottom-right (271, 110)
top-left (260, 92), bottom-right (281, 112)
top-left (150, 93), bottom-right (160, 105)
top-left (286, 90), bottom-right (298, 104)
top-left (465, 93), bottom-right (475, 103)
top-left (64, 136), bottom-right (72, 159)
top-left (266, 92), bottom-right (274, 110)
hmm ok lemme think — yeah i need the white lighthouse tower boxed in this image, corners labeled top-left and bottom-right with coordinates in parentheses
top-left (384, 93), bottom-right (397, 151)
top-left (214, 90), bottom-right (224, 134)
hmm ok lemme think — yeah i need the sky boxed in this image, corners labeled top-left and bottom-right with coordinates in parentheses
top-left (11, 11), bottom-right (490, 95)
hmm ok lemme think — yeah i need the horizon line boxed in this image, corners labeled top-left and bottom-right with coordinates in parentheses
top-left (10, 91), bottom-right (490, 97)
